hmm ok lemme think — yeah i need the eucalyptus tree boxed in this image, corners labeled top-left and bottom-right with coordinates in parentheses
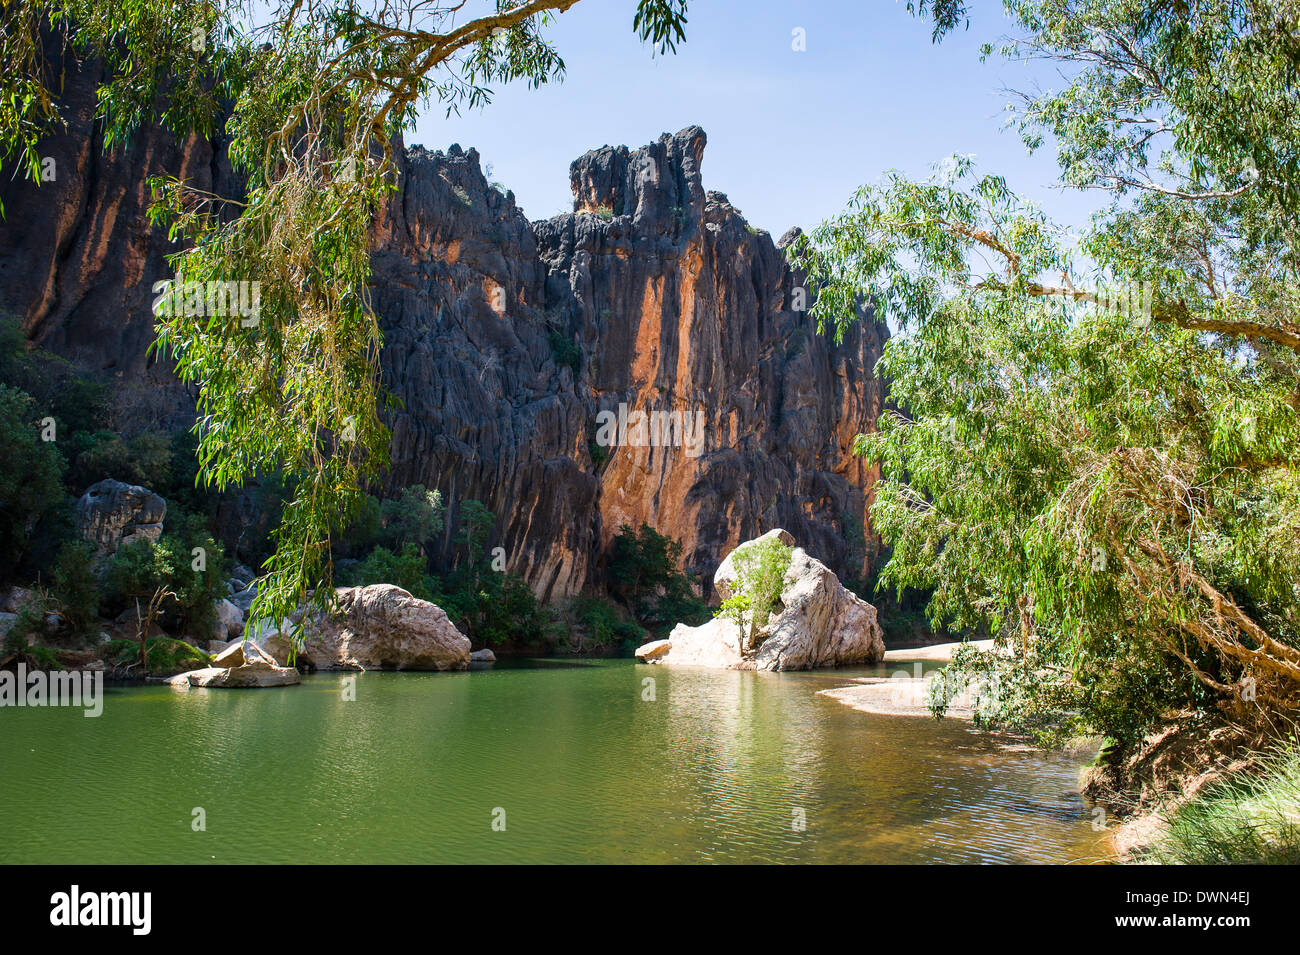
top-left (0, 0), bottom-right (689, 635)
top-left (791, 0), bottom-right (1300, 743)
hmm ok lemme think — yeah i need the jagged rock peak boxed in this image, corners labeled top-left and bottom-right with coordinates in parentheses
top-left (568, 125), bottom-right (708, 227)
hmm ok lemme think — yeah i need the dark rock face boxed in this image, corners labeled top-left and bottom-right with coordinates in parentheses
top-left (74, 479), bottom-right (167, 558)
top-left (0, 38), bottom-right (239, 433)
top-left (370, 141), bottom-right (601, 600)
top-left (1, 53), bottom-right (888, 602)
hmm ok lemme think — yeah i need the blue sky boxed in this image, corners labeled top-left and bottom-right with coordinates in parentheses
top-left (413, 0), bottom-right (1106, 237)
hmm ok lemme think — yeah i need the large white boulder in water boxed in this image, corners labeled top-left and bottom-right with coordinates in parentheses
top-left (636, 529), bottom-right (885, 671)
top-left (248, 585), bottom-right (471, 671)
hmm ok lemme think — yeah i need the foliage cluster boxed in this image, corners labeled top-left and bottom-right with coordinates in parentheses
top-left (608, 522), bottom-right (710, 636)
top-left (792, 0), bottom-right (1300, 745)
top-left (715, 536), bottom-right (792, 652)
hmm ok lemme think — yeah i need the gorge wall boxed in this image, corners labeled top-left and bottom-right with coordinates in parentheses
top-left (0, 52), bottom-right (889, 602)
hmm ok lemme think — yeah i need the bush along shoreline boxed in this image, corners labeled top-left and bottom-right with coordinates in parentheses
top-left (1135, 745), bottom-right (1300, 864)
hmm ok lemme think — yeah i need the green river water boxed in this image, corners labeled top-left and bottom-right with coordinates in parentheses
top-left (0, 658), bottom-right (1109, 864)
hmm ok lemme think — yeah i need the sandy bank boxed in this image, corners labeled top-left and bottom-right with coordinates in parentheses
top-left (881, 639), bottom-right (995, 663)
top-left (818, 677), bottom-right (975, 719)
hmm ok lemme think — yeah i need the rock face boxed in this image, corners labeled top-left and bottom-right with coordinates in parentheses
top-left (0, 587), bottom-right (35, 614)
top-left (0, 37), bottom-right (239, 432)
top-left (229, 582), bottom-right (258, 615)
top-left (250, 585), bottom-right (471, 671)
top-left (636, 529), bottom-right (885, 671)
top-left (1, 45), bottom-right (889, 599)
top-left (74, 479), bottom-right (166, 557)
top-left (374, 128), bottom-right (887, 600)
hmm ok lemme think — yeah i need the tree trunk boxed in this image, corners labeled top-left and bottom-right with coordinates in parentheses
top-left (135, 598), bottom-right (147, 674)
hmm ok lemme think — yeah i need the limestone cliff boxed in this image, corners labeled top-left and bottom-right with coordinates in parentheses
top-left (0, 54), bottom-right (888, 602)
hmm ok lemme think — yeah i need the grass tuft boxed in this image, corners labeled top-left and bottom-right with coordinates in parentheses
top-left (1139, 744), bottom-right (1300, 864)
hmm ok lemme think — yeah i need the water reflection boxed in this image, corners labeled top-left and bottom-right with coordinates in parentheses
top-left (0, 660), bottom-right (1108, 864)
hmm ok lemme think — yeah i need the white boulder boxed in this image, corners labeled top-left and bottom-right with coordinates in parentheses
top-left (168, 640), bottom-right (300, 688)
top-left (238, 585), bottom-right (471, 671)
top-left (643, 529), bottom-right (885, 671)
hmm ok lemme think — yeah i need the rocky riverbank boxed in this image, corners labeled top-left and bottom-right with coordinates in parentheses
top-left (2, 476), bottom-right (472, 681)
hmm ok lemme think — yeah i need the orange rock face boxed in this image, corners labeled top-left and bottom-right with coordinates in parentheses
top-left (377, 127), bottom-right (888, 599)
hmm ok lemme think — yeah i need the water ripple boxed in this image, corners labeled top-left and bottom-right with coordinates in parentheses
top-left (0, 661), bottom-right (1108, 864)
